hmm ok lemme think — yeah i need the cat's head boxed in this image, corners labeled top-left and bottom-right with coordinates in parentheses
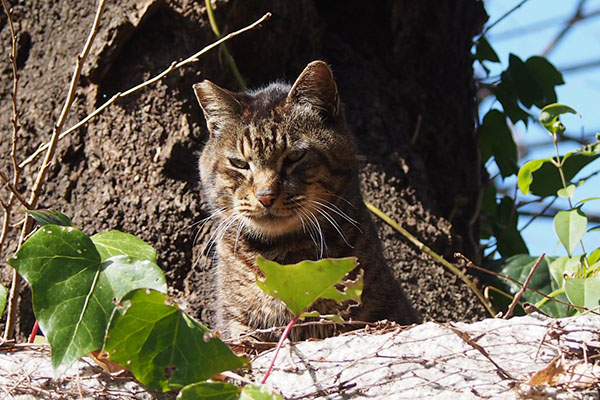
top-left (194, 61), bottom-right (357, 240)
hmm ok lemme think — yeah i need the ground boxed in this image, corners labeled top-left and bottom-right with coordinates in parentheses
top-left (0, 0), bottom-right (489, 340)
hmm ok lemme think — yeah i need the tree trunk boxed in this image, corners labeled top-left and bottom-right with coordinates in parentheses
top-left (0, 0), bottom-right (487, 339)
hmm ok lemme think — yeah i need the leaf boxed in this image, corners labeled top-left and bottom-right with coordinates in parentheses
top-left (507, 54), bottom-right (543, 109)
top-left (91, 230), bottom-right (157, 263)
top-left (0, 283), bottom-right (6, 316)
top-left (492, 79), bottom-right (530, 125)
top-left (178, 382), bottom-right (241, 400)
top-left (548, 256), bottom-right (581, 288)
top-left (524, 57), bottom-right (564, 108)
top-left (104, 289), bottom-right (247, 391)
top-left (25, 209), bottom-right (73, 227)
top-left (588, 249), bottom-right (600, 266)
top-left (539, 104), bottom-right (577, 135)
top-left (240, 384), bottom-right (284, 400)
top-left (493, 196), bottom-right (528, 257)
top-left (557, 184), bottom-right (576, 200)
top-left (554, 209), bottom-right (587, 256)
top-left (255, 257), bottom-right (359, 316)
top-left (498, 254), bottom-right (569, 317)
top-left (479, 109), bottom-right (518, 178)
top-left (564, 275), bottom-right (600, 310)
top-left (518, 152), bottom-right (600, 197)
top-left (474, 36), bottom-right (500, 63)
top-left (8, 225), bottom-right (167, 376)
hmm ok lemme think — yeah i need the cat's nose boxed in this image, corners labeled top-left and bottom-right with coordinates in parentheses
top-left (256, 193), bottom-right (277, 207)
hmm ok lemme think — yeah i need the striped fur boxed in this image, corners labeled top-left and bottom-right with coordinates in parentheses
top-left (194, 61), bottom-right (420, 341)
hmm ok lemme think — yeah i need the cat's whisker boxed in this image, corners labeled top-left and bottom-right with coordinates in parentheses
top-left (295, 207), bottom-right (320, 257)
top-left (191, 207), bottom-right (227, 247)
top-left (313, 199), bottom-right (362, 233)
top-left (233, 217), bottom-right (244, 256)
top-left (312, 203), bottom-right (353, 248)
top-left (301, 205), bottom-right (326, 258)
top-left (202, 212), bottom-right (239, 267)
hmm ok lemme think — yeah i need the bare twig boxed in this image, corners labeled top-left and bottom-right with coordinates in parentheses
top-left (446, 324), bottom-right (515, 380)
top-left (542, 0), bottom-right (588, 57)
top-left (365, 200), bottom-right (497, 317)
top-left (3, 0), bottom-right (108, 341)
top-left (504, 253), bottom-right (545, 319)
top-left (478, 0), bottom-right (531, 39)
top-left (18, 12), bottom-right (271, 170)
top-left (0, 170), bottom-right (29, 209)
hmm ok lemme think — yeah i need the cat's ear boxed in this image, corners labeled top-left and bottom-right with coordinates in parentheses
top-left (193, 80), bottom-right (242, 135)
top-left (288, 61), bottom-right (340, 120)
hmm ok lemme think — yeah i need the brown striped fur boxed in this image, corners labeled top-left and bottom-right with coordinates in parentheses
top-left (194, 61), bottom-right (420, 341)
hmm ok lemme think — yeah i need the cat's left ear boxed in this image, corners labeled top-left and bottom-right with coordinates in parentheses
top-left (193, 80), bottom-right (242, 135)
top-left (288, 61), bottom-right (340, 120)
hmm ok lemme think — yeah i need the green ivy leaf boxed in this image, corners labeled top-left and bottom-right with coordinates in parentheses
top-left (0, 283), bottom-right (6, 316)
top-left (25, 209), bottom-right (73, 227)
top-left (518, 151), bottom-right (599, 197)
top-left (179, 382), bottom-right (241, 400)
top-left (7, 225), bottom-right (167, 376)
top-left (507, 54), bottom-right (543, 109)
top-left (588, 249), bottom-right (600, 266)
top-left (557, 184), bottom-right (576, 200)
top-left (554, 209), bottom-right (587, 256)
top-left (539, 104), bottom-right (577, 135)
top-left (256, 257), bottom-right (360, 316)
top-left (240, 384), bottom-right (284, 400)
top-left (564, 275), bottom-right (600, 310)
top-left (104, 289), bottom-right (247, 392)
top-left (493, 79), bottom-right (530, 125)
top-left (91, 231), bottom-right (157, 264)
top-left (479, 109), bottom-right (518, 178)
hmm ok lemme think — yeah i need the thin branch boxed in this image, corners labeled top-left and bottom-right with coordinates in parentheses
top-left (365, 200), bottom-right (497, 317)
top-left (542, 0), bottom-right (588, 57)
top-left (504, 253), bottom-right (545, 319)
top-left (3, 0), bottom-right (107, 341)
top-left (17, 12), bottom-right (272, 170)
top-left (260, 315), bottom-right (299, 384)
top-left (478, 0), bottom-right (531, 39)
top-left (0, 170), bottom-right (29, 209)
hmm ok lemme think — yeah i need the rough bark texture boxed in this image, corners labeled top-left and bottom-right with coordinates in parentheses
top-left (0, 0), bottom-right (488, 340)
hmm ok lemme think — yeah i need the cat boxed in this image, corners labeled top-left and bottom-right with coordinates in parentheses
top-left (193, 61), bottom-right (420, 341)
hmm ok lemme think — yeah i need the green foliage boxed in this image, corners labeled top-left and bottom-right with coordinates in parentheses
top-left (8, 225), bottom-right (167, 376)
top-left (553, 209), bottom-right (587, 256)
top-left (25, 209), bottom-right (73, 227)
top-left (104, 289), bottom-right (247, 391)
top-left (179, 382), bottom-right (283, 400)
top-left (0, 283), bottom-right (6, 316)
top-left (255, 256), bottom-right (361, 317)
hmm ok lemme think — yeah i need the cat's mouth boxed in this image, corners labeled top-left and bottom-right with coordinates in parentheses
top-left (245, 209), bottom-right (302, 236)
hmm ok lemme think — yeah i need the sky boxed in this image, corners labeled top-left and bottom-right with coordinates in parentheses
top-left (480, 0), bottom-right (600, 257)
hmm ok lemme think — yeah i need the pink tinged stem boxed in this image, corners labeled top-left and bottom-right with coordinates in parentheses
top-left (260, 314), bottom-right (300, 384)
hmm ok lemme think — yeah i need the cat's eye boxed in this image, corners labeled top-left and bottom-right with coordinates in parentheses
top-left (229, 158), bottom-right (249, 169)
top-left (285, 149), bottom-right (307, 164)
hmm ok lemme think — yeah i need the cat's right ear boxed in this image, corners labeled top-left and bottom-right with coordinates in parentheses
top-left (193, 81), bottom-right (242, 136)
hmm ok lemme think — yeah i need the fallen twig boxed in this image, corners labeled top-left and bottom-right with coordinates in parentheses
top-left (504, 253), bottom-right (545, 319)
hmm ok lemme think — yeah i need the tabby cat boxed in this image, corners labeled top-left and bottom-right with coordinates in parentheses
top-left (194, 61), bottom-right (420, 341)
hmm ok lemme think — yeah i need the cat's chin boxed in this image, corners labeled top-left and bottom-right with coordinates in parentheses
top-left (246, 214), bottom-right (303, 239)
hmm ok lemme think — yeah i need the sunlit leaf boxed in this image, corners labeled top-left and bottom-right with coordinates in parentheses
top-left (564, 275), bottom-right (600, 310)
top-left (256, 257), bottom-right (359, 316)
top-left (8, 225), bottom-right (166, 376)
top-left (548, 256), bottom-right (581, 288)
top-left (25, 209), bottom-right (73, 227)
top-left (557, 184), bottom-right (576, 200)
top-left (554, 209), bottom-right (587, 256)
top-left (539, 104), bottom-right (577, 135)
top-left (240, 384), bottom-right (284, 400)
top-left (0, 284), bottom-right (6, 316)
top-left (588, 249), bottom-right (600, 266)
top-left (177, 381), bottom-right (240, 400)
top-left (91, 231), bottom-right (157, 264)
top-left (105, 289), bottom-right (247, 391)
